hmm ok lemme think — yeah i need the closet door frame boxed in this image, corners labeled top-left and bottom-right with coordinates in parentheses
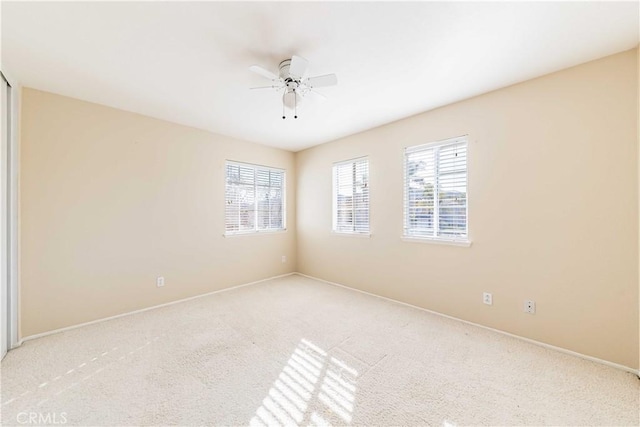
top-left (1, 69), bottom-right (20, 356)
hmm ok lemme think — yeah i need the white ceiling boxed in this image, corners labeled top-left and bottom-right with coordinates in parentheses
top-left (2, 2), bottom-right (638, 152)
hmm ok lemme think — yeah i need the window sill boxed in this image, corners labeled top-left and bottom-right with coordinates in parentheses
top-left (224, 229), bottom-right (287, 237)
top-left (401, 236), bottom-right (472, 247)
top-left (331, 231), bottom-right (371, 238)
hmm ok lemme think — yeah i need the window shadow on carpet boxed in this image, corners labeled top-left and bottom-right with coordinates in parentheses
top-left (250, 338), bottom-right (358, 426)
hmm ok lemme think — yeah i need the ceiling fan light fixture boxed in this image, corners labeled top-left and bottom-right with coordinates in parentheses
top-left (282, 90), bottom-right (301, 111)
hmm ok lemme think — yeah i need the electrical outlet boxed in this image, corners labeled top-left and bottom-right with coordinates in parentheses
top-left (281, 255), bottom-right (286, 263)
top-left (483, 292), bottom-right (492, 305)
top-left (156, 277), bottom-right (165, 287)
top-left (524, 300), bottom-right (535, 314)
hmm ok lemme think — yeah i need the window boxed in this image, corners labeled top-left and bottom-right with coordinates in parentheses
top-left (333, 157), bottom-right (369, 234)
top-left (225, 161), bottom-right (285, 234)
top-left (404, 136), bottom-right (468, 243)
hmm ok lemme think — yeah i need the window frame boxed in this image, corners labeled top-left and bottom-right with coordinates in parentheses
top-left (224, 160), bottom-right (286, 236)
top-left (403, 136), bottom-right (470, 246)
top-left (332, 156), bottom-right (371, 236)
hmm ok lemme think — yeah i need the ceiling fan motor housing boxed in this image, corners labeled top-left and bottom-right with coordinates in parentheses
top-left (279, 58), bottom-right (301, 98)
top-left (279, 59), bottom-right (292, 80)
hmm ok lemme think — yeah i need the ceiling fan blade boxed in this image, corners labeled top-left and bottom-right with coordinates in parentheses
top-left (309, 89), bottom-right (327, 100)
top-left (306, 74), bottom-right (338, 88)
top-left (250, 85), bottom-right (282, 90)
top-left (289, 55), bottom-right (309, 80)
top-left (249, 65), bottom-right (278, 80)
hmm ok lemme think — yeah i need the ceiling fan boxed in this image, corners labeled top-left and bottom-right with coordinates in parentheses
top-left (249, 55), bottom-right (337, 119)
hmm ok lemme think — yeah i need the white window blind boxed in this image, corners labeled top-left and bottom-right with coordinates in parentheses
top-left (404, 137), bottom-right (468, 242)
top-left (333, 157), bottom-right (369, 234)
top-left (225, 161), bottom-right (285, 234)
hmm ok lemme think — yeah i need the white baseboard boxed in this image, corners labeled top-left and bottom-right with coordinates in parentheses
top-left (19, 272), bottom-right (296, 344)
top-left (294, 272), bottom-right (640, 377)
top-left (17, 270), bottom-right (639, 377)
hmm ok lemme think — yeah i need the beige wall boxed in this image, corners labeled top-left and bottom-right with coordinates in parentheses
top-left (296, 49), bottom-right (639, 369)
top-left (19, 88), bottom-right (297, 337)
top-left (19, 50), bottom-right (640, 369)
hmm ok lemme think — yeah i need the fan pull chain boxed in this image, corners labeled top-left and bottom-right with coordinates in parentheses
top-left (282, 100), bottom-right (285, 120)
top-left (294, 92), bottom-right (298, 119)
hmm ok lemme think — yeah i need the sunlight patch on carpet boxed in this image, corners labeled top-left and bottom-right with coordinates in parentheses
top-left (250, 339), bottom-right (358, 426)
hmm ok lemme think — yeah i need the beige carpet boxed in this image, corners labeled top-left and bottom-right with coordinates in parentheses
top-left (1, 274), bottom-right (638, 426)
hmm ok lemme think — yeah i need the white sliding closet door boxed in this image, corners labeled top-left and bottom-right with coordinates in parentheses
top-left (0, 75), bottom-right (9, 360)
